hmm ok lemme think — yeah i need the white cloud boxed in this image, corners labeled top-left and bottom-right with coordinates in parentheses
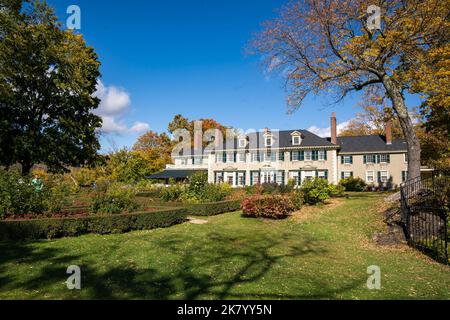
top-left (93, 81), bottom-right (149, 135)
top-left (94, 81), bottom-right (131, 116)
top-left (99, 116), bottom-right (128, 134)
top-left (307, 120), bottom-right (352, 137)
top-left (129, 122), bottom-right (150, 133)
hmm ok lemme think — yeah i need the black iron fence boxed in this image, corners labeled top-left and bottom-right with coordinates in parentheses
top-left (400, 173), bottom-right (449, 264)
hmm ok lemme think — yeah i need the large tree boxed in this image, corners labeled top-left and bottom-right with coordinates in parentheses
top-left (252, 0), bottom-right (449, 179)
top-left (133, 130), bottom-right (173, 173)
top-left (0, 0), bottom-right (102, 175)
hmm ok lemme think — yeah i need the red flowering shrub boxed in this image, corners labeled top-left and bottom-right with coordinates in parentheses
top-left (240, 195), bottom-right (294, 219)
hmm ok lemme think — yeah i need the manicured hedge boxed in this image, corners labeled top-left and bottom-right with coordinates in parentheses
top-left (183, 200), bottom-right (241, 216)
top-left (0, 200), bottom-right (241, 240)
top-left (0, 208), bottom-right (186, 240)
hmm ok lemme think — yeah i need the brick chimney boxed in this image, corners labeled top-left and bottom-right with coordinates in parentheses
top-left (214, 128), bottom-right (223, 150)
top-left (331, 112), bottom-right (337, 145)
top-left (385, 119), bottom-right (392, 145)
top-left (193, 121), bottom-right (203, 155)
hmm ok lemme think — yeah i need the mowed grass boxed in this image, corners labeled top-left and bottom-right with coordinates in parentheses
top-left (0, 193), bottom-right (448, 299)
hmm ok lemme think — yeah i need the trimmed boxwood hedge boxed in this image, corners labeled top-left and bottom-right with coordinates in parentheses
top-left (0, 208), bottom-right (186, 240)
top-left (183, 200), bottom-right (241, 216)
top-left (0, 200), bottom-right (241, 240)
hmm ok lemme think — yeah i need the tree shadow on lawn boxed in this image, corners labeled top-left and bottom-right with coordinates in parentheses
top-left (0, 240), bottom-right (82, 292)
top-left (0, 232), bottom-right (367, 299)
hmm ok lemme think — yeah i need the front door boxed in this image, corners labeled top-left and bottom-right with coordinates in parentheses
top-left (261, 171), bottom-right (276, 184)
top-left (301, 171), bottom-right (315, 184)
top-left (224, 172), bottom-right (235, 186)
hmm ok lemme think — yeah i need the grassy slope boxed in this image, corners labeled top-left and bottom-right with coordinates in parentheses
top-left (0, 193), bottom-right (448, 299)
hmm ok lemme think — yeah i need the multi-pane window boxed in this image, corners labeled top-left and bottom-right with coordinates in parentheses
top-left (292, 151), bottom-right (300, 161)
top-left (364, 154), bottom-right (376, 164)
top-left (341, 171), bottom-right (353, 179)
top-left (215, 172), bottom-right (224, 183)
top-left (366, 171), bottom-right (375, 183)
top-left (226, 153), bottom-right (235, 163)
top-left (402, 171), bottom-right (408, 182)
top-left (341, 155), bottom-right (353, 164)
top-left (251, 171), bottom-right (260, 185)
top-left (317, 171), bottom-right (328, 180)
top-left (278, 152), bottom-right (285, 161)
top-left (292, 136), bottom-right (301, 145)
top-left (379, 154), bottom-right (390, 163)
top-left (216, 153), bottom-right (223, 163)
top-left (237, 173), bottom-right (245, 186)
top-left (265, 137), bottom-right (272, 147)
top-left (238, 139), bottom-right (246, 148)
top-left (237, 152), bottom-right (246, 162)
top-left (404, 154), bottom-right (408, 163)
top-left (318, 150), bottom-right (326, 161)
top-left (304, 151), bottom-right (312, 161)
top-left (276, 171), bottom-right (284, 185)
top-left (379, 171), bottom-right (389, 183)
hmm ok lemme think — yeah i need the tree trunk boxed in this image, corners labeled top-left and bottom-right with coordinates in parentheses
top-left (21, 161), bottom-right (34, 176)
top-left (382, 76), bottom-right (421, 180)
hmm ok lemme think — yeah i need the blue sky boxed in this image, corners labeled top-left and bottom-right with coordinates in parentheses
top-left (47, 0), bottom-right (421, 153)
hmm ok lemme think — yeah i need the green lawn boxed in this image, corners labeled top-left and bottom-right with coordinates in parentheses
top-left (0, 193), bottom-right (448, 299)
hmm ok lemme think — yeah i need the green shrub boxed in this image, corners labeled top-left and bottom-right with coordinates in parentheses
top-left (91, 184), bottom-right (140, 214)
top-left (290, 190), bottom-right (304, 210)
top-left (134, 179), bottom-right (155, 192)
top-left (328, 184), bottom-right (345, 198)
top-left (339, 177), bottom-right (367, 191)
top-left (0, 208), bottom-right (187, 240)
top-left (160, 184), bottom-right (184, 202)
top-left (201, 183), bottom-right (232, 202)
top-left (0, 169), bottom-right (47, 218)
top-left (299, 178), bottom-right (331, 205)
top-left (241, 195), bottom-right (294, 219)
top-left (181, 171), bottom-right (209, 202)
top-left (176, 172), bottom-right (231, 203)
top-left (44, 182), bottom-right (72, 214)
top-left (245, 183), bottom-right (293, 195)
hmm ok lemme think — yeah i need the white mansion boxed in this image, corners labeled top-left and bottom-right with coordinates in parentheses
top-left (150, 113), bottom-right (409, 188)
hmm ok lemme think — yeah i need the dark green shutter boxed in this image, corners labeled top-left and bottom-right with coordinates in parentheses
top-left (376, 155), bottom-right (380, 164)
top-left (223, 153), bottom-right (227, 163)
top-left (234, 152), bottom-right (237, 162)
top-left (363, 155), bottom-right (367, 164)
top-left (324, 170), bottom-right (328, 181)
top-left (350, 156), bottom-right (353, 164)
top-left (324, 151), bottom-right (327, 160)
top-left (377, 171), bottom-right (381, 183)
top-left (386, 154), bottom-right (390, 163)
top-left (341, 172), bottom-right (344, 179)
top-left (341, 156), bottom-right (344, 164)
top-left (299, 151), bottom-right (305, 161)
top-left (350, 172), bottom-right (354, 177)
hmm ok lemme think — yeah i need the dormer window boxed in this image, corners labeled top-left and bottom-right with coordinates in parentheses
top-left (291, 131), bottom-right (302, 145)
top-left (265, 137), bottom-right (273, 147)
top-left (238, 138), bottom-right (247, 148)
